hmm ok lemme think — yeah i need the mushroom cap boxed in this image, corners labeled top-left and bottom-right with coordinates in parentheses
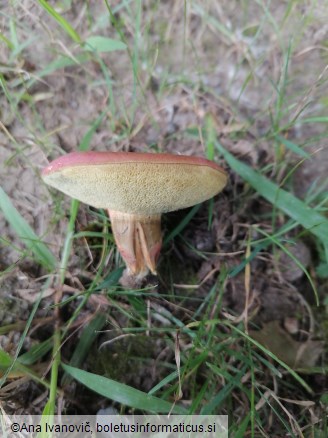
top-left (42, 151), bottom-right (228, 215)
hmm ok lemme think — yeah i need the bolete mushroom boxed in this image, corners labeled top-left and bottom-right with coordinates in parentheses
top-left (42, 151), bottom-right (227, 278)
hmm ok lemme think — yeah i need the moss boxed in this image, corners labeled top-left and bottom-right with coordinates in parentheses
top-left (87, 335), bottom-right (161, 384)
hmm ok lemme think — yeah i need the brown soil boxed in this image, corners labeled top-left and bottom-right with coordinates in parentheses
top-left (0, 0), bottom-right (327, 428)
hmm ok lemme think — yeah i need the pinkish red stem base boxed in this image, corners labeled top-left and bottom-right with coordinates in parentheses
top-left (108, 210), bottom-right (162, 278)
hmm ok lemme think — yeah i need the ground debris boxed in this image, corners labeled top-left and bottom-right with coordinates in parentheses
top-left (250, 320), bottom-right (323, 369)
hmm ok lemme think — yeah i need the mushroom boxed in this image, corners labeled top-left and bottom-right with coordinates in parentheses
top-left (42, 151), bottom-right (227, 278)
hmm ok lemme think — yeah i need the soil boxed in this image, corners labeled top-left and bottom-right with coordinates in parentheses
top-left (0, 0), bottom-right (327, 426)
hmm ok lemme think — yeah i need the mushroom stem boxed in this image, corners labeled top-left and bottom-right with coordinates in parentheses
top-left (108, 210), bottom-right (162, 277)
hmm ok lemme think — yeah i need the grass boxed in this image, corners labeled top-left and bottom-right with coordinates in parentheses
top-left (0, 0), bottom-right (327, 436)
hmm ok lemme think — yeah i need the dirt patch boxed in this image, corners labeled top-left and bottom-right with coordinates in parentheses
top-left (0, 0), bottom-right (327, 431)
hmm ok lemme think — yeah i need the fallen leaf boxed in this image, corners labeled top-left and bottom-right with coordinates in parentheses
top-left (250, 321), bottom-right (323, 369)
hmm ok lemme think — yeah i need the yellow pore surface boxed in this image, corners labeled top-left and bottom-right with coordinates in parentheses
top-left (43, 161), bottom-right (227, 214)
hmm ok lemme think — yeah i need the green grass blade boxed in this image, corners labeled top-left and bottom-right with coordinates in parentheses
top-left (0, 350), bottom-right (50, 389)
top-left (274, 135), bottom-right (311, 159)
top-left (59, 200), bottom-right (79, 283)
top-left (205, 112), bottom-right (215, 162)
top-left (0, 277), bottom-right (51, 388)
top-left (18, 338), bottom-right (53, 366)
top-left (163, 204), bottom-right (201, 245)
top-left (201, 364), bottom-right (248, 414)
top-left (255, 227), bottom-right (318, 304)
top-left (148, 351), bottom-right (209, 396)
top-left (37, 54), bottom-right (88, 78)
top-left (47, 324), bottom-right (61, 416)
top-left (0, 32), bottom-right (14, 50)
top-left (0, 187), bottom-right (57, 270)
top-left (95, 267), bottom-right (124, 290)
top-left (37, 0), bottom-right (81, 43)
top-left (84, 36), bottom-right (126, 52)
top-left (62, 364), bottom-right (187, 414)
top-left (79, 112), bottom-right (106, 151)
top-left (147, 370), bottom-right (180, 396)
top-left (228, 241), bottom-right (269, 278)
top-left (10, 36), bottom-right (38, 60)
top-left (215, 142), bottom-right (328, 262)
top-left (10, 54), bottom-right (90, 91)
top-left (300, 117), bottom-right (328, 124)
top-left (233, 413), bottom-right (251, 438)
top-left (61, 313), bottom-right (107, 386)
top-left (226, 323), bottom-right (313, 394)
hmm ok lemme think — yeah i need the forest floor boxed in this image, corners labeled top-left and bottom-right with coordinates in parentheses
top-left (0, 1), bottom-right (328, 436)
